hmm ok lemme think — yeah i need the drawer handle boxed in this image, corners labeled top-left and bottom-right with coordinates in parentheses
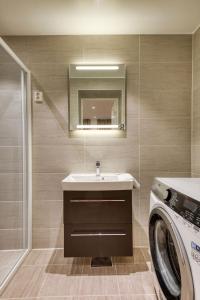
top-left (70, 232), bottom-right (126, 237)
top-left (70, 199), bottom-right (125, 203)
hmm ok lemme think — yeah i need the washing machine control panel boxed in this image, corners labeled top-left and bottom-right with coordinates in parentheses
top-left (153, 184), bottom-right (200, 229)
top-left (166, 189), bottom-right (200, 228)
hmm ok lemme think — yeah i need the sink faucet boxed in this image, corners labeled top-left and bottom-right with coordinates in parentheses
top-left (96, 161), bottom-right (101, 176)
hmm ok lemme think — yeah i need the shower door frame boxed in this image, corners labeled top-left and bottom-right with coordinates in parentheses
top-left (0, 37), bottom-right (32, 291)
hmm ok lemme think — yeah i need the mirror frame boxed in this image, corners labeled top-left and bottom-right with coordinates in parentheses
top-left (68, 64), bottom-right (126, 131)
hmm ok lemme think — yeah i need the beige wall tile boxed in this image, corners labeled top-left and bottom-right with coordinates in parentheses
top-left (140, 118), bottom-right (190, 145)
top-left (33, 200), bottom-right (63, 228)
top-left (140, 146), bottom-right (190, 172)
top-left (192, 117), bottom-right (200, 145)
top-left (33, 173), bottom-right (64, 201)
top-left (140, 35), bottom-right (192, 62)
top-left (32, 76), bottom-right (68, 91)
top-left (32, 227), bottom-right (64, 248)
top-left (0, 201), bottom-right (22, 229)
top-left (0, 146), bottom-right (23, 172)
top-left (193, 58), bottom-right (200, 89)
top-left (193, 28), bottom-right (200, 62)
top-left (28, 50), bottom-right (81, 64)
top-left (192, 173), bottom-right (200, 177)
top-left (0, 119), bottom-right (22, 146)
top-left (3, 37), bottom-right (28, 51)
top-left (30, 63), bottom-right (68, 77)
top-left (140, 89), bottom-right (191, 119)
top-left (85, 145), bottom-right (139, 174)
top-left (192, 27), bottom-right (200, 174)
top-left (140, 62), bottom-right (191, 90)
top-left (0, 173), bottom-right (22, 202)
top-left (191, 145), bottom-right (200, 174)
top-left (26, 36), bottom-right (84, 51)
top-left (33, 145), bottom-right (84, 173)
top-left (193, 88), bottom-right (200, 118)
top-left (0, 229), bottom-right (23, 250)
top-left (81, 35), bottom-right (139, 63)
top-left (133, 223), bottom-right (149, 248)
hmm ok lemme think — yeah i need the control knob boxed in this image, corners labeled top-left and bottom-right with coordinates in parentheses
top-left (163, 189), bottom-right (172, 202)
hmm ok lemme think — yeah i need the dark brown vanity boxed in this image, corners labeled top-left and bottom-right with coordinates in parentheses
top-left (63, 190), bottom-right (133, 259)
top-left (62, 172), bottom-right (139, 266)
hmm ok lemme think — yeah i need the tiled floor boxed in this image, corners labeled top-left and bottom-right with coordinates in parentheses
top-left (0, 250), bottom-right (24, 285)
top-left (0, 248), bottom-right (157, 300)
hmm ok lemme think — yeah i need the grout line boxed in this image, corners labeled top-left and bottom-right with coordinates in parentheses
top-left (36, 263), bottom-right (52, 298)
top-left (114, 264), bottom-right (121, 296)
top-left (191, 32), bottom-right (194, 177)
top-left (138, 34), bottom-right (142, 248)
top-left (1, 293), bottom-right (156, 299)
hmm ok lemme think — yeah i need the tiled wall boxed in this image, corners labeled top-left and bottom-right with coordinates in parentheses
top-left (0, 46), bottom-right (23, 249)
top-left (192, 27), bottom-right (200, 177)
top-left (4, 35), bottom-right (192, 248)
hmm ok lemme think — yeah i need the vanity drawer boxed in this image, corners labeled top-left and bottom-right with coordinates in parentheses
top-left (63, 190), bottom-right (132, 224)
top-left (64, 223), bottom-right (133, 257)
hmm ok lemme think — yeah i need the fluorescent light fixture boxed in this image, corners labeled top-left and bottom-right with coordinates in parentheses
top-left (76, 65), bottom-right (119, 71)
top-left (77, 124), bottom-right (119, 129)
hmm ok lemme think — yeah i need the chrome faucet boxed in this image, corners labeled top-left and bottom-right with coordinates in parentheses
top-left (96, 161), bottom-right (101, 176)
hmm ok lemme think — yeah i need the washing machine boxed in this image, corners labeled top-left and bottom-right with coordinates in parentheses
top-left (149, 178), bottom-right (200, 300)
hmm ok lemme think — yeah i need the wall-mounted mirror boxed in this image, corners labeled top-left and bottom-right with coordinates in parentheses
top-left (68, 64), bottom-right (126, 130)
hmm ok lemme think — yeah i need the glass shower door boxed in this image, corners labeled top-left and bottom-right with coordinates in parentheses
top-left (0, 40), bottom-right (31, 288)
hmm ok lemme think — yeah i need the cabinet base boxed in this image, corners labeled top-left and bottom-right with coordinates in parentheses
top-left (91, 257), bottom-right (112, 267)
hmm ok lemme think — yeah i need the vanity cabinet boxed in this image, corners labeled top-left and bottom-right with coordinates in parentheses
top-left (63, 190), bottom-right (133, 257)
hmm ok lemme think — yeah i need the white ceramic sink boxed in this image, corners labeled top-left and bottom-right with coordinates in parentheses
top-left (62, 173), bottom-right (140, 191)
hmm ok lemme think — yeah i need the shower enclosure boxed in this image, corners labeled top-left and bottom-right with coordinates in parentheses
top-left (0, 38), bottom-right (31, 290)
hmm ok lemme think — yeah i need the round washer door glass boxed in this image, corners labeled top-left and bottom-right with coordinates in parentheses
top-left (149, 214), bottom-right (181, 299)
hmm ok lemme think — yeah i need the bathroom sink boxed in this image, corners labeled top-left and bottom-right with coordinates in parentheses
top-left (62, 173), bottom-right (140, 191)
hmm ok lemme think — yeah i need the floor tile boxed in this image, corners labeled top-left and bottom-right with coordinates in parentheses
top-left (52, 249), bottom-right (87, 266)
top-left (23, 249), bottom-right (56, 266)
top-left (141, 248), bottom-right (151, 263)
top-left (2, 266), bottom-right (46, 298)
top-left (1, 249), bottom-right (156, 300)
top-left (39, 297), bottom-right (73, 300)
top-left (113, 249), bottom-right (146, 265)
top-left (82, 265), bottom-right (117, 276)
top-left (121, 296), bottom-right (157, 300)
top-left (116, 264), bottom-right (148, 275)
top-left (141, 272), bottom-right (155, 295)
top-left (117, 271), bottom-right (155, 296)
top-left (73, 297), bottom-right (121, 300)
top-left (0, 250), bottom-right (25, 286)
top-left (79, 275), bottom-right (119, 296)
top-left (39, 265), bottom-right (82, 296)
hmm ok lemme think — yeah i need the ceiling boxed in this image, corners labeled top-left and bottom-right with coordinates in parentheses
top-left (0, 0), bottom-right (200, 35)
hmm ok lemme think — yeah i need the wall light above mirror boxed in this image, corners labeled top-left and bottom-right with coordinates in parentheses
top-left (68, 64), bottom-right (126, 131)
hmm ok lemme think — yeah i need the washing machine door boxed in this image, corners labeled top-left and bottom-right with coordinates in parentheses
top-left (149, 207), bottom-right (194, 300)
